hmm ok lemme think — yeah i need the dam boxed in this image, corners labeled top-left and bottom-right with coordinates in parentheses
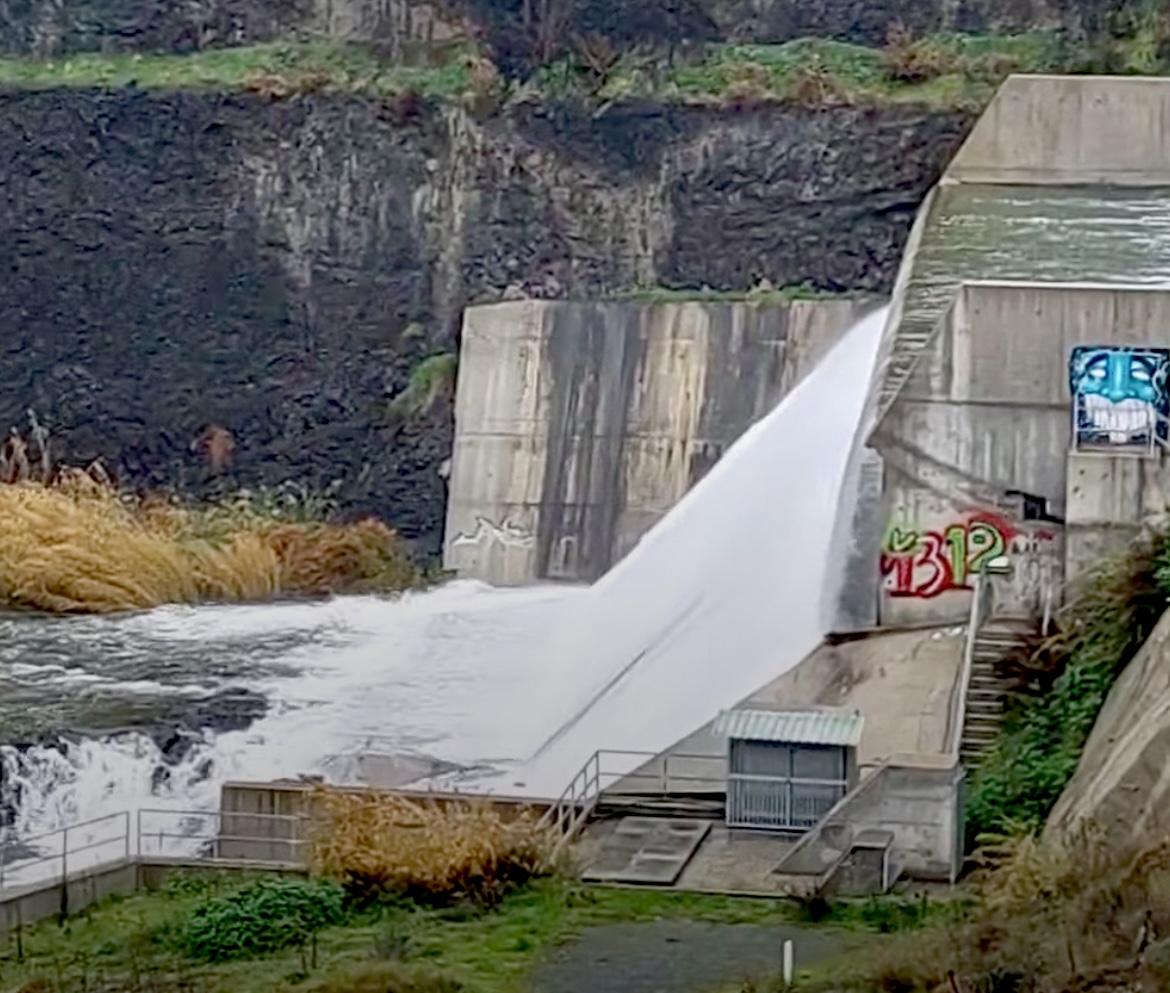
top-left (8, 72), bottom-right (1170, 900)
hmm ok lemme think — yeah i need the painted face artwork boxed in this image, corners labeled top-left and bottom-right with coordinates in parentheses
top-left (1069, 346), bottom-right (1170, 450)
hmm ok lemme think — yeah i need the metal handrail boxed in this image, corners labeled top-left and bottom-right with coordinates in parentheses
top-left (947, 572), bottom-right (990, 757)
top-left (0, 811), bottom-right (130, 892)
top-left (0, 807), bottom-right (309, 894)
top-left (540, 748), bottom-right (727, 851)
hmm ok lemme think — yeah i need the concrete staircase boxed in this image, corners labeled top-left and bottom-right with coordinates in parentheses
top-left (960, 621), bottom-right (1029, 765)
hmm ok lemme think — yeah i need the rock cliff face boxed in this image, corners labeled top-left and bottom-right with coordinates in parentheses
top-left (0, 89), bottom-right (969, 553)
top-left (0, 0), bottom-right (1121, 57)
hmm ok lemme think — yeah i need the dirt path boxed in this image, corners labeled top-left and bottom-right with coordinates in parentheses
top-left (529, 919), bottom-right (848, 993)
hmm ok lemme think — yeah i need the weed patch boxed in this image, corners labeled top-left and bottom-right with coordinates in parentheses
top-left (966, 539), bottom-right (1170, 839)
top-left (178, 878), bottom-right (346, 962)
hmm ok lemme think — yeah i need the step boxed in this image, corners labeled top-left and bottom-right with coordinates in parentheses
top-left (964, 717), bottom-right (1001, 729)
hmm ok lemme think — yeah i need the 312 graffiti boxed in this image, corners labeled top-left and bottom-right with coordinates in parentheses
top-left (881, 514), bottom-right (1016, 599)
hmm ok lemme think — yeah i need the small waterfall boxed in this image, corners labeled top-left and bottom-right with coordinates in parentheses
top-left (0, 734), bottom-right (222, 842)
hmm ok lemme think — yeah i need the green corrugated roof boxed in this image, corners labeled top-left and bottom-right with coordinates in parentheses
top-left (713, 707), bottom-right (864, 747)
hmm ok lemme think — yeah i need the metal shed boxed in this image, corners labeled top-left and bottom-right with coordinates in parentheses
top-left (714, 707), bottom-right (863, 831)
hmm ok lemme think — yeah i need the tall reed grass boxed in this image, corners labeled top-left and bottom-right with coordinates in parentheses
top-left (0, 476), bottom-right (419, 613)
top-left (309, 788), bottom-right (559, 908)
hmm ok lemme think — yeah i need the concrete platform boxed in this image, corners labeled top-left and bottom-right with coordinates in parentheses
top-left (579, 818), bottom-right (796, 896)
top-left (582, 818), bottom-right (711, 885)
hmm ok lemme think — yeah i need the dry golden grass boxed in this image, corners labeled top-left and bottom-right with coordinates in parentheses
top-left (825, 830), bottom-right (1170, 992)
top-left (308, 788), bottom-right (560, 907)
top-left (0, 475), bottom-right (419, 614)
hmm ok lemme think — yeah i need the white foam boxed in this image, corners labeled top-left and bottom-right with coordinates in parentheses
top-left (1, 307), bottom-right (886, 866)
top-left (503, 306), bottom-right (888, 796)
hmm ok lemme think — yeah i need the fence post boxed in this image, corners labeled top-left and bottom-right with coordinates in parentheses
top-left (123, 811), bottom-right (131, 861)
top-left (59, 824), bottom-right (69, 920)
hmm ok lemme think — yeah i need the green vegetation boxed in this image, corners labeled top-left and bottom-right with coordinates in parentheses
top-left (0, 874), bottom-right (830, 993)
top-left (0, 28), bottom-right (1151, 115)
top-left (967, 539), bottom-right (1170, 840)
top-left (387, 353), bottom-right (458, 422)
top-left (180, 877), bottom-right (346, 962)
top-left (815, 831), bottom-right (1170, 992)
top-left (606, 281), bottom-right (852, 305)
top-left (0, 42), bottom-right (475, 98)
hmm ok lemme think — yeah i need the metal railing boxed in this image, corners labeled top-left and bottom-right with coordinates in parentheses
top-left (0, 807), bottom-right (307, 895)
top-left (946, 572), bottom-right (992, 756)
top-left (0, 811), bottom-right (130, 893)
top-left (540, 749), bottom-right (726, 850)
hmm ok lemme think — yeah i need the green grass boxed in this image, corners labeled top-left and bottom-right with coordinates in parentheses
top-left (0, 873), bottom-right (935, 993)
top-left (0, 31), bottom-right (1081, 114)
top-left (662, 34), bottom-right (1068, 110)
top-left (0, 41), bottom-right (473, 97)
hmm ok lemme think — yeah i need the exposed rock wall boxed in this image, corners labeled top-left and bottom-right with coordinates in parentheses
top-left (0, 0), bottom-right (1124, 57)
top-left (0, 89), bottom-right (969, 553)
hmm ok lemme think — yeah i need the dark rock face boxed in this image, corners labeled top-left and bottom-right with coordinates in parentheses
top-left (0, 89), bottom-right (971, 554)
top-left (0, 0), bottom-right (313, 56)
top-left (0, 0), bottom-right (1128, 58)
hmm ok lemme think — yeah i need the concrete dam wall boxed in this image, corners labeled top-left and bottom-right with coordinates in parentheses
top-left (444, 297), bottom-right (877, 584)
top-left (836, 75), bottom-right (1170, 631)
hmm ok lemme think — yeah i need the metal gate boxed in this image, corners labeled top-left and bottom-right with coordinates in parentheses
top-left (726, 740), bottom-right (847, 830)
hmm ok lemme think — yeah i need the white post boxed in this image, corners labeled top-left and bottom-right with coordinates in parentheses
top-left (783, 939), bottom-right (794, 985)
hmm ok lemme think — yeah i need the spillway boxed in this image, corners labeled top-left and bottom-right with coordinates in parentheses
top-left (0, 307), bottom-right (886, 856)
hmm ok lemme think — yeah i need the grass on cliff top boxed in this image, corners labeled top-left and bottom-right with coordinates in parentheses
top-left (0, 31), bottom-right (1070, 112)
top-left (0, 41), bottom-right (473, 98)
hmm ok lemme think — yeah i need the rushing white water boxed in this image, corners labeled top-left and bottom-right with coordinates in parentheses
top-left (0, 306), bottom-right (887, 866)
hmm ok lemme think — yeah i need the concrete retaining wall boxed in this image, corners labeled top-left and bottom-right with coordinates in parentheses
top-left (444, 297), bottom-right (877, 584)
top-left (947, 75), bottom-right (1170, 186)
top-left (780, 755), bottom-right (964, 883)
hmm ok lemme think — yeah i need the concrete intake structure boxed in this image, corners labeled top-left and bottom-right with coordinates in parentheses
top-left (835, 74), bottom-right (1170, 632)
top-left (444, 297), bottom-right (877, 585)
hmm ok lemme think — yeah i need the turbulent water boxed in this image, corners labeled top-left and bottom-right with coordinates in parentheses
top-left (0, 306), bottom-right (888, 860)
top-left (0, 584), bottom-right (582, 840)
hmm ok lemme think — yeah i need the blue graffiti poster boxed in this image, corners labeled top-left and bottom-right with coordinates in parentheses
top-left (1069, 346), bottom-right (1170, 451)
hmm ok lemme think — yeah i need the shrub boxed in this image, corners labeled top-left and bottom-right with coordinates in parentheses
top-left (818, 832), bottom-right (1170, 992)
top-left (181, 877), bottom-right (346, 962)
top-left (786, 58), bottom-right (853, 109)
top-left (966, 539), bottom-right (1170, 840)
top-left (387, 353), bottom-right (458, 422)
top-left (309, 789), bottom-right (559, 908)
top-left (880, 23), bottom-right (960, 82)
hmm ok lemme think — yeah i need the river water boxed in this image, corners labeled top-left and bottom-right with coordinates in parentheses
top-left (0, 582), bottom-right (583, 840)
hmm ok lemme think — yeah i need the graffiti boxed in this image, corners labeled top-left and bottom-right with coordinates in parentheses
top-left (450, 516), bottom-right (535, 551)
top-left (881, 513), bottom-right (1020, 599)
top-left (1070, 346), bottom-right (1170, 451)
